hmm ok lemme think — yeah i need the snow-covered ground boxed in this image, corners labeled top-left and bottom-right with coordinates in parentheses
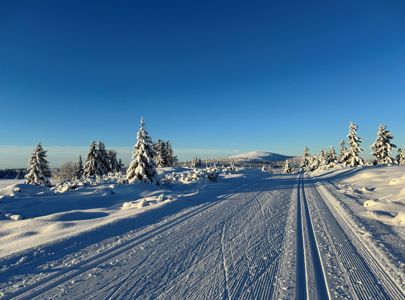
top-left (0, 166), bottom-right (404, 299)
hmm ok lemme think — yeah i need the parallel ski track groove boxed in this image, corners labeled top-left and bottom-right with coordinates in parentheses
top-left (300, 175), bottom-right (331, 300)
top-left (3, 199), bottom-right (226, 300)
top-left (317, 183), bottom-right (405, 300)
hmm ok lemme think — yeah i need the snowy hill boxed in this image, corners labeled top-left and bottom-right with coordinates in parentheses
top-left (229, 151), bottom-right (293, 162)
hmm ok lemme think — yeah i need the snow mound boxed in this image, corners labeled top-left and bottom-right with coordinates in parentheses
top-left (0, 184), bottom-right (50, 198)
top-left (229, 151), bottom-right (293, 162)
top-left (392, 212), bottom-right (405, 226)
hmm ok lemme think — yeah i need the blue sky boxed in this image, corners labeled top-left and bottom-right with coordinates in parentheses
top-left (1, 0), bottom-right (405, 167)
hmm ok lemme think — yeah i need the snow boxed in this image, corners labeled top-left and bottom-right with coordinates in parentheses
top-left (0, 166), bottom-right (404, 299)
top-left (334, 166), bottom-right (405, 228)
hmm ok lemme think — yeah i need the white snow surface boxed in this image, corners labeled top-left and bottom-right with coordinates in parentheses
top-left (0, 166), bottom-right (404, 299)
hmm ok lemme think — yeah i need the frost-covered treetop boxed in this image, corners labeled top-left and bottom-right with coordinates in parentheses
top-left (341, 122), bottom-right (364, 167)
top-left (25, 143), bottom-right (52, 186)
top-left (371, 124), bottom-right (396, 165)
top-left (126, 117), bottom-right (157, 183)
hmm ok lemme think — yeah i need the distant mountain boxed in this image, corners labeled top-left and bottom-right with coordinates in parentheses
top-left (229, 151), bottom-right (293, 163)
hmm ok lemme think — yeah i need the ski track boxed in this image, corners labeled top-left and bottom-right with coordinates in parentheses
top-left (1, 173), bottom-right (404, 299)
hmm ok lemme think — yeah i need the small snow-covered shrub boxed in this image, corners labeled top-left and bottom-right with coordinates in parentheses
top-left (53, 172), bottom-right (125, 193)
top-left (53, 162), bottom-right (77, 183)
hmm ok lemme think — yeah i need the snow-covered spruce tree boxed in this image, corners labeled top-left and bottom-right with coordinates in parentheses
top-left (191, 157), bottom-right (203, 168)
top-left (117, 158), bottom-right (124, 172)
top-left (25, 143), bottom-right (52, 186)
top-left (326, 146), bottom-right (337, 167)
top-left (84, 141), bottom-right (99, 177)
top-left (165, 141), bottom-right (178, 167)
top-left (309, 154), bottom-right (320, 171)
top-left (338, 140), bottom-right (347, 164)
top-left (283, 160), bottom-right (293, 174)
top-left (397, 148), bottom-right (405, 166)
top-left (108, 150), bottom-right (120, 172)
top-left (371, 124), bottom-right (397, 165)
top-left (341, 122), bottom-right (364, 167)
top-left (75, 155), bottom-right (84, 179)
top-left (97, 141), bottom-right (110, 175)
top-left (126, 118), bottom-right (157, 183)
top-left (318, 149), bottom-right (327, 169)
top-left (153, 139), bottom-right (166, 168)
top-left (300, 146), bottom-right (311, 171)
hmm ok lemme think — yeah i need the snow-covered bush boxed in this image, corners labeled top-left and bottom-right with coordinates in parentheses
top-left (53, 161), bottom-right (77, 183)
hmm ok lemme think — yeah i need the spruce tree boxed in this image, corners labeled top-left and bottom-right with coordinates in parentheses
top-left (108, 150), bottom-right (120, 172)
top-left (283, 160), bottom-right (293, 174)
top-left (309, 154), bottom-right (320, 171)
top-left (319, 149), bottom-right (327, 168)
top-left (300, 146), bottom-right (311, 171)
top-left (153, 139), bottom-right (166, 168)
top-left (25, 143), bottom-right (52, 186)
top-left (338, 140), bottom-right (347, 163)
top-left (341, 122), bottom-right (364, 167)
top-left (126, 118), bottom-right (157, 183)
top-left (117, 158), bottom-right (124, 172)
top-left (165, 141), bottom-right (178, 167)
top-left (75, 155), bottom-right (84, 179)
top-left (398, 148), bottom-right (405, 166)
top-left (371, 124), bottom-right (397, 165)
top-left (326, 146), bottom-right (337, 167)
top-left (97, 141), bottom-right (110, 175)
top-left (84, 141), bottom-right (99, 177)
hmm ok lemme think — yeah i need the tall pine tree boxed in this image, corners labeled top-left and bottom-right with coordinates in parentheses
top-left (25, 143), bottom-right (52, 186)
top-left (371, 124), bottom-right (396, 165)
top-left (126, 118), bottom-right (157, 183)
top-left (341, 122), bottom-right (364, 167)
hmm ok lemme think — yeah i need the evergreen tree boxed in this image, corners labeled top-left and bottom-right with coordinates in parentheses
top-left (153, 139), bottom-right (166, 167)
top-left (309, 154), bottom-right (320, 171)
top-left (283, 160), bottom-right (293, 174)
top-left (165, 141), bottom-right (178, 167)
top-left (341, 122), bottom-right (364, 167)
top-left (126, 118), bottom-right (157, 183)
top-left (97, 141), bottom-right (110, 175)
top-left (319, 149), bottom-right (327, 168)
top-left (397, 148), bottom-right (405, 166)
top-left (25, 143), bottom-right (52, 186)
top-left (300, 146), bottom-right (311, 171)
top-left (117, 158), bottom-right (124, 172)
top-left (191, 157), bottom-right (203, 168)
top-left (326, 146), bottom-right (337, 167)
top-left (338, 140), bottom-right (347, 163)
top-left (371, 124), bottom-right (397, 165)
top-left (84, 141), bottom-right (99, 177)
top-left (75, 155), bottom-right (84, 179)
top-left (108, 150), bottom-right (120, 172)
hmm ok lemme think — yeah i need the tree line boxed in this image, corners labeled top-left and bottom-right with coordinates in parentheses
top-left (300, 122), bottom-right (404, 172)
top-left (24, 118), bottom-right (177, 186)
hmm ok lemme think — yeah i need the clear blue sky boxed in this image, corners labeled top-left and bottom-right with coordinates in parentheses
top-left (1, 0), bottom-right (404, 167)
